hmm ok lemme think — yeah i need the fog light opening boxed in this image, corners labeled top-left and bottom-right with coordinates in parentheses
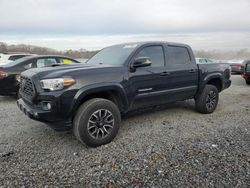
top-left (41, 102), bottom-right (52, 111)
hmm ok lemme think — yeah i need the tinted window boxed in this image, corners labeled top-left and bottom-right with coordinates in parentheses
top-left (135, 46), bottom-right (164, 67)
top-left (87, 44), bottom-right (137, 65)
top-left (168, 46), bottom-right (191, 65)
top-left (35, 58), bottom-right (57, 68)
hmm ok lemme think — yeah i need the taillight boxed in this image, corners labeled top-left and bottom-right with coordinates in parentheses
top-left (0, 71), bottom-right (8, 78)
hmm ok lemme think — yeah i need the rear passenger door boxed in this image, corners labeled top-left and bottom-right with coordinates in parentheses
top-left (165, 45), bottom-right (198, 101)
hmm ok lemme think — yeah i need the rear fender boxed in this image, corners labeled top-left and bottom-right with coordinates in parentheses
top-left (196, 73), bottom-right (223, 98)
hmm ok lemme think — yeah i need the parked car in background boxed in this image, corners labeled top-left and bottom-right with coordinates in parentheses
top-left (228, 60), bottom-right (245, 74)
top-left (242, 60), bottom-right (250, 85)
top-left (17, 42), bottom-right (231, 147)
top-left (196, 58), bottom-right (215, 64)
top-left (0, 53), bottom-right (35, 65)
top-left (0, 55), bottom-right (80, 96)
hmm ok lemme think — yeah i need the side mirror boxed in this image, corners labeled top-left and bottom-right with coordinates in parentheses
top-left (132, 57), bottom-right (152, 68)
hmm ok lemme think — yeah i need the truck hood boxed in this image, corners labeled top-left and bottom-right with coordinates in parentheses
top-left (22, 63), bottom-right (121, 79)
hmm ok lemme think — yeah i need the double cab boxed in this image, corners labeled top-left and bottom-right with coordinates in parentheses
top-left (17, 42), bottom-right (231, 147)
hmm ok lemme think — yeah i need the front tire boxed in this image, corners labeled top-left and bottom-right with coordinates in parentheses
top-left (73, 98), bottom-right (121, 147)
top-left (195, 85), bottom-right (219, 114)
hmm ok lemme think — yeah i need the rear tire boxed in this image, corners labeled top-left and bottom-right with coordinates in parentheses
top-left (246, 80), bottom-right (250, 85)
top-left (73, 98), bottom-right (121, 147)
top-left (195, 85), bottom-right (219, 114)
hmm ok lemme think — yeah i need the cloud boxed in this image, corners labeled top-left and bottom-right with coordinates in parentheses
top-left (1, 32), bottom-right (250, 51)
top-left (0, 0), bottom-right (250, 50)
top-left (0, 0), bottom-right (250, 34)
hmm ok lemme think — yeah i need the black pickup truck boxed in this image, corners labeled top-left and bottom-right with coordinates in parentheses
top-left (17, 42), bottom-right (231, 147)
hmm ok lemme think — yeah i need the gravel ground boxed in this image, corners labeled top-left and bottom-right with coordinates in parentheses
top-left (0, 75), bottom-right (250, 187)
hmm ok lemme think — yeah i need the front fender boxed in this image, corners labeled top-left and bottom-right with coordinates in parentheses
top-left (68, 82), bottom-right (128, 117)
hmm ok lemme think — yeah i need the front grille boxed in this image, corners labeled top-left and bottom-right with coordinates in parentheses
top-left (20, 76), bottom-right (35, 98)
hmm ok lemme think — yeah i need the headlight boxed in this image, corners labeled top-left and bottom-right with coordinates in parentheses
top-left (40, 77), bottom-right (76, 91)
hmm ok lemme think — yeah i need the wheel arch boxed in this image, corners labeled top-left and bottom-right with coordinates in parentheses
top-left (203, 73), bottom-right (223, 92)
top-left (69, 83), bottom-right (129, 118)
top-left (195, 74), bottom-right (223, 99)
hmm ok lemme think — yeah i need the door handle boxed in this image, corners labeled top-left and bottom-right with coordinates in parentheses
top-left (189, 69), bottom-right (196, 73)
top-left (160, 71), bottom-right (170, 76)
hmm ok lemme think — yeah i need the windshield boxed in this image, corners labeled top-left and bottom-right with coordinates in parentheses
top-left (3, 56), bottom-right (31, 67)
top-left (87, 44), bottom-right (137, 65)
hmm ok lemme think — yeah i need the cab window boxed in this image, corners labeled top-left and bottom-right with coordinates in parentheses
top-left (135, 46), bottom-right (164, 67)
top-left (36, 58), bottom-right (57, 68)
top-left (168, 46), bottom-right (191, 65)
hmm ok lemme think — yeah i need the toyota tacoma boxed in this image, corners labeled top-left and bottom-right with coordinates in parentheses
top-left (17, 42), bottom-right (231, 147)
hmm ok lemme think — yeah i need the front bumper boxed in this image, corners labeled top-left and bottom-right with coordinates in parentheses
top-left (17, 98), bottom-right (72, 131)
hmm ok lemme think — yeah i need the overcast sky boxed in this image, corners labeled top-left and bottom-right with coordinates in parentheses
top-left (0, 0), bottom-right (250, 50)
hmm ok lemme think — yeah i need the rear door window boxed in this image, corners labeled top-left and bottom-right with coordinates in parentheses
top-left (168, 46), bottom-right (191, 65)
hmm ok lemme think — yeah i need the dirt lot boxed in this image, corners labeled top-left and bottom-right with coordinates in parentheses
top-left (0, 75), bottom-right (250, 187)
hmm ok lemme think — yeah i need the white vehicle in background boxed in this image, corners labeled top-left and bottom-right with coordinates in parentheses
top-left (196, 58), bottom-right (215, 64)
top-left (0, 53), bottom-right (35, 65)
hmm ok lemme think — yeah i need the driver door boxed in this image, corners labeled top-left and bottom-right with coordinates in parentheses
top-left (128, 45), bottom-right (170, 110)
